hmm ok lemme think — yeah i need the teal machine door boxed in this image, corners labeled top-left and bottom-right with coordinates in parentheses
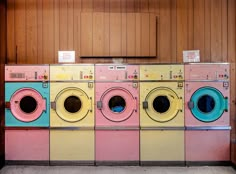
top-left (188, 87), bottom-right (228, 122)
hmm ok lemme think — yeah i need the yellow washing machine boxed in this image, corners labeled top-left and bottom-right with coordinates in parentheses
top-left (50, 64), bottom-right (94, 165)
top-left (140, 64), bottom-right (185, 165)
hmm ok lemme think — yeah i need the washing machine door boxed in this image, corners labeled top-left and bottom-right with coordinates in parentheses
top-left (188, 87), bottom-right (228, 122)
top-left (143, 87), bottom-right (182, 122)
top-left (6, 88), bottom-right (46, 122)
top-left (97, 87), bottom-right (137, 122)
top-left (52, 87), bottom-right (92, 122)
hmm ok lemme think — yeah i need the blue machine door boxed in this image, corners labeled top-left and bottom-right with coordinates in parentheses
top-left (188, 87), bottom-right (228, 122)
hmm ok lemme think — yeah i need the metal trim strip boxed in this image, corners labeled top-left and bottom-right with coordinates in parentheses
top-left (186, 126), bottom-right (231, 130)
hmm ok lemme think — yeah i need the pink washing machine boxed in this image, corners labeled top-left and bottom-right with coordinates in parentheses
top-left (185, 63), bottom-right (230, 164)
top-left (4, 65), bottom-right (50, 164)
top-left (95, 64), bottom-right (139, 165)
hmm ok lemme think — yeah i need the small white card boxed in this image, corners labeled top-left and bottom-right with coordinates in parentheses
top-left (58, 51), bottom-right (75, 63)
top-left (183, 50), bottom-right (200, 62)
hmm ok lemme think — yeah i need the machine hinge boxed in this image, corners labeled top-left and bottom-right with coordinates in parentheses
top-left (5, 102), bottom-right (10, 109)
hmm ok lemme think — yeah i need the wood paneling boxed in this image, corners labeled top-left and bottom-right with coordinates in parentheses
top-left (5, 0), bottom-right (236, 63)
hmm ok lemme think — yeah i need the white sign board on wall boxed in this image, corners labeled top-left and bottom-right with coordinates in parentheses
top-left (183, 50), bottom-right (200, 62)
top-left (58, 51), bottom-right (75, 63)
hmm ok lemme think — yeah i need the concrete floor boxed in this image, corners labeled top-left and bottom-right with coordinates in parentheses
top-left (0, 166), bottom-right (235, 174)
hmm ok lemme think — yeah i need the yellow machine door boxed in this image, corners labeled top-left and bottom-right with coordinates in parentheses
top-left (143, 87), bottom-right (182, 123)
top-left (51, 87), bottom-right (92, 122)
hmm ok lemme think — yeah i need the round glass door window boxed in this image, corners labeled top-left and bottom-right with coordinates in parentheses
top-left (64, 96), bottom-right (82, 113)
top-left (99, 87), bottom-right (136, 122)
top-left (20, 96), bottom-right (38, 114)
top-left (144, 87), bottom-right (181, 122)
top-left (55, 87), bottom-right (91, 122)
top-left (10, 88), bottom-right (46, 122)
top-left (109, 96), bottom-right (126, 113)
top-left (190, 87), bottom-right (227, 122)
top-left (153, 96), bottom-right (170, 114)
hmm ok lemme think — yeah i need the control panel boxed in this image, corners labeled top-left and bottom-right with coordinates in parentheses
top-left (50, 65), bottom-right (94, 81)
top-left (5, 65), bottom-right (49, 81)
top-left (185, 64), bottom-right (229, 81)
top-left (140, 64), bottom-right (184, 81)
top-left (95, 65), bottom-right (139, 81)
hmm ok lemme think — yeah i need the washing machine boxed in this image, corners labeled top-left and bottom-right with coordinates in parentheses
top-left (50, 64), bottom-right (94, 165)
top-left (5, 65), bottom-right (50, 164)
top-left (185, 63), bottom-right (231, 164)
top-left (95, 64), bottom-right (139, 165)
top-left (139, 64), bottom-right (185, 165)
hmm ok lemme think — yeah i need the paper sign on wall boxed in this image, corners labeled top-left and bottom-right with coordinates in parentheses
top-left (58, 51), bottom-right (75, 63)
top-left (183, 50), bottom-right (200, 62)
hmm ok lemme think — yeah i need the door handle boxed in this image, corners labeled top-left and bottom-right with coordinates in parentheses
top-left (224, 97), bottom-right (228, 112)
top-left (143, 101), bottom-right (148, 109)
top-left (89, 97), bottom-right (93, 112)
top-left (134, 97), bottom-right (138, 112)
top-left (42, 98), bottom-right (46, 111)
top-left (51, 101), bottom-right (56, 110)
top-left (178, 97), bottom-right (183, 111)
top-left (97, 101), bottom-right (102, 110)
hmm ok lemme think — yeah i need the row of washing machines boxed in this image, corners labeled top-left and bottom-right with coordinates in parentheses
top-left (4, 63), bottom-right (230, 165)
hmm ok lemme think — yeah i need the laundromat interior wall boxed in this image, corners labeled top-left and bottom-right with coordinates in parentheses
top-left (0, 0), bottom-right (236, 166)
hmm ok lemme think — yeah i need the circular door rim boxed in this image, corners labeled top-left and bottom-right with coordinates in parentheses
top-left (54, 87), bottom-right (90, 123)
top-left (10, 87), bottom-right (46, 122)
top-left (190, 86), bottom-right (226, 122)
top-left (144, 87), bottom-right (181, 123)
top-left (99, 87), bottom-right (136, 122)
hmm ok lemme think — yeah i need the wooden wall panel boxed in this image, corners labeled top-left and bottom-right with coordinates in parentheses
top-left (7, 0), bottom-right (15, 64)
top-left (42, 0), bottom-right (54, 63)
top-left (193, 0), bottom-right (205, 61)
top-left (177, 0), bottom-right (188, 63)
top-left (26, 0), bottom-right (37, 64)
top-left (140, 13), bottom-right (150, 56)
top-left (93, 13), bottom-right (105, 56)
top-left (80, 12), bottom-right (93, 57)
top-left (5, 0), bottom-right (236, 64)
top-left (159, 0), bottom-right (172, 62)
top-left (15, 0), bottom-right (26, 63)
top-left (210, 0), bottom-right (222, 62)
top-left (37, 0), bottom-right (43, 63)
top-left (73, 0), bottom-right (81, 62)
top-left (110, 13), bottom-right (122, 56)
top-left (126, 13), bottom-right (136, 56)
top-left (68, 0), bottom-right (74, 50)
top-left (204, 0), bottom-right (211, 62)
top-left (59, 0), bottom-right (68, 50)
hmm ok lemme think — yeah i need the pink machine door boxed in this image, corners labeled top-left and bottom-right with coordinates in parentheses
top-left (96, 83), bottom-right (139, 127)
top-left (7, 88), bottom-right (46, 122)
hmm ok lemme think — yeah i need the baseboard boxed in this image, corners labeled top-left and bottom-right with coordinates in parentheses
top-left (5, 160), bottom-right (49, 165)
top-left (186, 161), bottom-right (231, 166)
top-left (96, 161), bottom-right (139, 166)
top-left (140, 161), bottom-right (185, 166)
top-left (0, 154), bottom-right (4, 169)
top-left (50, 160), bottom-right (95, 166)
